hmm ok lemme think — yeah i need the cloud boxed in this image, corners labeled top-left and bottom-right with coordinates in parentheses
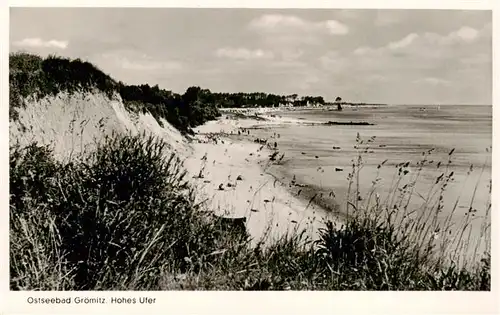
top-left (13, 37), bottom-right (68, 49)
top-left (324, 20), bottom-right (349, 35)
top-left (428, 25), bottom-right (486, 46)
top-left (388, 33), bottom-right (419, 50)
top-left (447, 26), bottom-right (479, 43)
top-left (317, 21), bottom-right (491, 103)
top-left (353, 46), bottom-right (373, 56)
top-left (119, 58), bottom-right (182, 71)
top-left (215, 47), bottom-right (274, 60)
top-left (248, 14), bottom-right (349, 36)
top-left (248, 14), bottom-right (306, 31)
top-left (97, 51), bottom-right (183, 72)
top-left (247, 14), bottom-right (348, 61)
top-left (352, 24), bottom-right (488, 60)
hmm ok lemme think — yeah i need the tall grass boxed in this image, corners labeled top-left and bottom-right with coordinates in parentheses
top-left (10, 133), bottom-right (248, 290)
top-left (10, 131), bottom-right (491, 290)
top-left (334, 133), bottom-right (491, 289)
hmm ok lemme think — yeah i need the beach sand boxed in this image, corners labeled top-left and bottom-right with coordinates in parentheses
top-left (10, 92), bottom-right (330, 247)
top-left (183, 107), bottom-right (491, 261)
top-left (183, 117), bottom-right (334, 246)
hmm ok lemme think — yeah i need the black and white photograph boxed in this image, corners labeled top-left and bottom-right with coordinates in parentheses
top-left (7, 5), bottom-right (493, 297)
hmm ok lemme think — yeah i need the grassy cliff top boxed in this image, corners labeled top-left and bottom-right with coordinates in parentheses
top-left (9, 52), bottom-right (220, 133)
top-left (9, 53), bottom-right (117, 118)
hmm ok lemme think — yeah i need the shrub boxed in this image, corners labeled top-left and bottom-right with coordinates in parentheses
top-left (9, 133), bottom-right (236, 290)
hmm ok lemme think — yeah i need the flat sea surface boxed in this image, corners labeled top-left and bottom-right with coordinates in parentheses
top-left (250, 104), bottom-right (492, 262)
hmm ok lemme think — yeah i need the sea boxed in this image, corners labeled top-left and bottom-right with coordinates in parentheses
top-left (249, 104), bottom-right (492, 264)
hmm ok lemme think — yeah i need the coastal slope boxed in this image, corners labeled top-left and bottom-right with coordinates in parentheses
top-left (10, 89), bottom-right (326, 245)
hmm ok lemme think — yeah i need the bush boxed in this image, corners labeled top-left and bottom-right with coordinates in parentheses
top-left (9, 53), bottom-right (117, 120)
top-left (9, 133), bottom-right (238, 290)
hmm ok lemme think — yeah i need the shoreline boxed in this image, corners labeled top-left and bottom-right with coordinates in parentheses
top-left (217, 103), bottom-right (389, 115)
top-left (182, 116), bottom-right (339, 246)
top-left (182, 109), bottom-right (492, 258)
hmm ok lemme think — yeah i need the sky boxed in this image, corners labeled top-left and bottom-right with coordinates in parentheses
top-left (9, 8), bottom-right (492, 105)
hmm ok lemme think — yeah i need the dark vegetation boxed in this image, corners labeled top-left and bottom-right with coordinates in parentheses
top-left (323, 121), bottom-right (375, 126)
top-left (9, 53), bottom-right (116, 121)
top-left (9, 52), bottom-right (491, 290)
top-left (9, 53), bottom-right (220, 134)
top-left (10, 53), bottom-right (330, 133)
top-left (210, 92), bottom-right (326, 108)
top-left (10, 133), bottom-right (249, 289)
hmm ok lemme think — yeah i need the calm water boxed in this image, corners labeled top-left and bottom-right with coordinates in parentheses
top-left (251, 105), bottom-right (492, 262)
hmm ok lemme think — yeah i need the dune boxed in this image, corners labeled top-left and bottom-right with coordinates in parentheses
top-left (10, 90), bottom-right (330, 246)
top-left (10, 91), bottom-right (192, 162)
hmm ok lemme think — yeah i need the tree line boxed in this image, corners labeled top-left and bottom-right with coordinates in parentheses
top-left (117, 84), bottom-right (332, 132)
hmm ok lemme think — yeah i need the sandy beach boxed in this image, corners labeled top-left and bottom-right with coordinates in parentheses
top-left (183, 114), bottom-right (334, 246)
top-left (183, 105), bottom-right (492, 259)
